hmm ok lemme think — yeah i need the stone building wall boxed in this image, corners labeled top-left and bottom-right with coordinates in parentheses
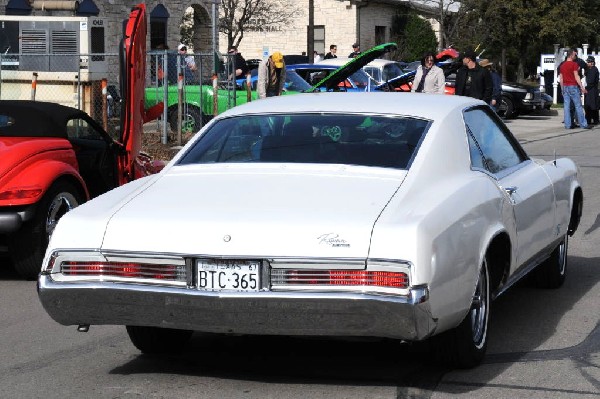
top-left (0, 1), bottom-right (439, 62)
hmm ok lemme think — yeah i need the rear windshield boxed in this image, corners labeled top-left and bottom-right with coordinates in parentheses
top-left (178, 113), bottom-right (430, 169)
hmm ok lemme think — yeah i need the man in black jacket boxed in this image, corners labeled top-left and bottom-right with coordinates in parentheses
top-left (454, 50), bottom-right (492, 104)
top-left (228, 46), bottom-right (249, 80)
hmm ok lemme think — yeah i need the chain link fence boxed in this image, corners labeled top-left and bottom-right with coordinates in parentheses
top-left (0, 52), bottom-right (250, 142)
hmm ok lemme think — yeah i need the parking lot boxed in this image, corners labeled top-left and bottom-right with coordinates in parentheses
top-left (1, 106), bottom-right (599, 399)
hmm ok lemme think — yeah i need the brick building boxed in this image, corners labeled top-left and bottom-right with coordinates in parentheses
top-left (1, 0), bottom-right (442, 61)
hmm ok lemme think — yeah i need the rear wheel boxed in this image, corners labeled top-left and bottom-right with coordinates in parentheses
top-left (9, 181), bottom-right (83, 280)
top-left (168, 105), bottom-right (203, 133)
top-left (434, 258), bottom-right (490, 368)
top-left (126, 326), bottom-right (193, 354)
top-left (533, 235), bottom-right (568, 289)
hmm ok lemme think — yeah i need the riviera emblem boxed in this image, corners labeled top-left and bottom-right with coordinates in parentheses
top-left (317, 233), bottom-right (350, 248)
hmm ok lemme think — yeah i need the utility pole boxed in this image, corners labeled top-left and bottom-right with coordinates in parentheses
top-left (308, 0), bottom-right (314, 63)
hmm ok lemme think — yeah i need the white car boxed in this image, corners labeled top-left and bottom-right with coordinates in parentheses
top-left (362, 58), bottom-right (407, 84)
top-left (38, 92), bottom-right (582, 368)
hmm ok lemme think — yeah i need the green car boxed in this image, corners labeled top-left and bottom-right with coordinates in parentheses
top-left (145, 43), bottom-right (397, 132)
top-left (144, 70), bottom-right (311, 132)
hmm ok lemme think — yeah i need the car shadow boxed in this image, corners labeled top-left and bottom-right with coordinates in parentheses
top-left (512, 115), bottom-right (554, 121)
top-left (109, 253), bottom-right (599, 396)
top-left (0, 256), bottom-right (20, 281)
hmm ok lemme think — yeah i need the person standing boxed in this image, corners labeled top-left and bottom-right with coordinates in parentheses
top-left (348, 43), bottom-right (361, 58)
top-left (559, 48), bottom-right (590, 129)
top-left (584, 56), bottom-right (599, 125)
top-left (454, 50), bottom-right (492, 104)
top-left (227, 46), bottom-right (249, 80)
top-left (177, 43), bottom-right (197, 83)
top-left (313, 51), bottom-right (322, 63)
top-left (257, 51), bottom-right (286, 99)
top-left (479, 59), bottom-right (502, 111)
top-left (324, 44), bottom-right (337, 60)
top-left (411, 51), bottom-right (445, 94)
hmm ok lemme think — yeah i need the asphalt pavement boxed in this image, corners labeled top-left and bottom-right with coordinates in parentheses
top-left (505, 108), bottom-right (590, 143)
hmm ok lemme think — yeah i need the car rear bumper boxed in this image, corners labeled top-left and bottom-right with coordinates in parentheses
top-left (38, 275), bottom-right (436, 341)
top-left (0, 206), bottom-right (35, 233)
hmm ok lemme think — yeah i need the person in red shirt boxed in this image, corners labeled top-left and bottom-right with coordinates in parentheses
top-left (559, 49), bottom-right (591, 129)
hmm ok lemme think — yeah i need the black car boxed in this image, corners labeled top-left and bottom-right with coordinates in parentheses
top-left (499, 82), bottom-right (548, 119)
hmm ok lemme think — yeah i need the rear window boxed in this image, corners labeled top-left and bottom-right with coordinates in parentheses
top-left (178, 113), bottom-right (430, 169)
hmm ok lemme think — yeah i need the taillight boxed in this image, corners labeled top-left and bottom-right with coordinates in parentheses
top-left (61, 261), bottom-right (186, 281)
top-left (272, 269), bottom-right (408, 289)
top-left (0, 186), bottom-right (43, 200)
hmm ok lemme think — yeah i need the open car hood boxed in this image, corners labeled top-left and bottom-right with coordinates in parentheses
top-left (118, 4), bottom-right (147, 185)
top-left (307, 42), bottom-right (397, 92)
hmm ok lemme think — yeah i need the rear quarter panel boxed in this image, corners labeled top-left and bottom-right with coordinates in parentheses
top-left (369, 109), bottom-right (516, 333)
top-left (538, 157), bottom-right (581, 237)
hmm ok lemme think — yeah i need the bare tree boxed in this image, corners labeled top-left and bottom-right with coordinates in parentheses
top-left (220, 0), bottom-right (304, 49)
top-left (407, 0), bottom-right (465, 49)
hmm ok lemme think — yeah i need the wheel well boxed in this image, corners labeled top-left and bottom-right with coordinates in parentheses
top-left (569, 187), bottom-right (583, 236)
top-left (486, 232), bottom-right (511, 293)
top-left (52, 175), bottom-right (88, 202)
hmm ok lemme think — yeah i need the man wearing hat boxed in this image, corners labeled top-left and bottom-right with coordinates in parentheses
top-left (479, 59), bottom-right (502, 111)
top-left (454, 50), bottom-right (492, 105)
top-left (258, 51), bottom-right (286, 99)
top-left (584, 55), bottom-right (599, 125)
top-left (349, 43), bottom-right (361, 58)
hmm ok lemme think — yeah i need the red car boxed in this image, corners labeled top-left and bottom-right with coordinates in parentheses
top-left (0, 4), bottom-right (162, 279)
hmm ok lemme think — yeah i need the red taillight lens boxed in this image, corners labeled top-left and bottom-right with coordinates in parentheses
top-left (275, 270), bottom-right (408, 289)
top-left (61, 261), bottom-right (185, 281)
top-left (0, 187), bottom-right (43, 201)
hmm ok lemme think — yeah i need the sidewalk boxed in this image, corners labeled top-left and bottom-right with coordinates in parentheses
top-left (506, 108), bottom-right (596, 143)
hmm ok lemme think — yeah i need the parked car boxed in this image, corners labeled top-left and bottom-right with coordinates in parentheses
top-left (144, 70), bottom-right (312, 132)
top-left (320, 57), bottom-right (406, 85)
top-left (289, 62), bottom-right (379, 91)
top-left (499, 82), bottom-right (548, 118)
top-left (145, 43), bottom-right (397, 131)
top-left (39, 92), bottom-right (582, 368)
top-left (379, 61), bottom-right (549, 119)
top-left (0, 4), bottom-right (162, 279)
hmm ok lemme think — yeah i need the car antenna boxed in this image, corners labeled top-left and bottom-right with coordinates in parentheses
top-left (553, 149), bottom-right (557, 166)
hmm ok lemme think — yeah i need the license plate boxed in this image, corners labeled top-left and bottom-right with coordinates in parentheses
top-left (197, 260), bottom-right (260, 292)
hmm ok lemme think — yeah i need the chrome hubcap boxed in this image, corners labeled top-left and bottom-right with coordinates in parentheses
top-left (470, 260), bottom-right (489, 347)
top-left (45, 192), bottom-right (79, 239)
top-left (558, 238), bottom-right (567, 276)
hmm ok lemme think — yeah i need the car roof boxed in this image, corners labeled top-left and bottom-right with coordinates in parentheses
top-left (216, 92), bottom-right (482, 121)
top-left (0, 100), bottom-right (88, 138)
top-left (364, 58), bottom-right (402, 68)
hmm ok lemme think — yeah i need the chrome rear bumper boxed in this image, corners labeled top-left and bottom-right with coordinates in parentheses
top-left (38, 275), bottom-right (436, 341)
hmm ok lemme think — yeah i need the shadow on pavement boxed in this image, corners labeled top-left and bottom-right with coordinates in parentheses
top-left (110, 253), bottom-right (599, 396)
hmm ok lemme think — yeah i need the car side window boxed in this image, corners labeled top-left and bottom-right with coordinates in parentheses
top-left (66, 118), bottom-right (103, 140)
top-left (464, 107), bottom-right (526, 174)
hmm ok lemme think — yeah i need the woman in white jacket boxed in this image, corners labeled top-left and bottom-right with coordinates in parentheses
top-left (411, 52), bottom-right (446, 94)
